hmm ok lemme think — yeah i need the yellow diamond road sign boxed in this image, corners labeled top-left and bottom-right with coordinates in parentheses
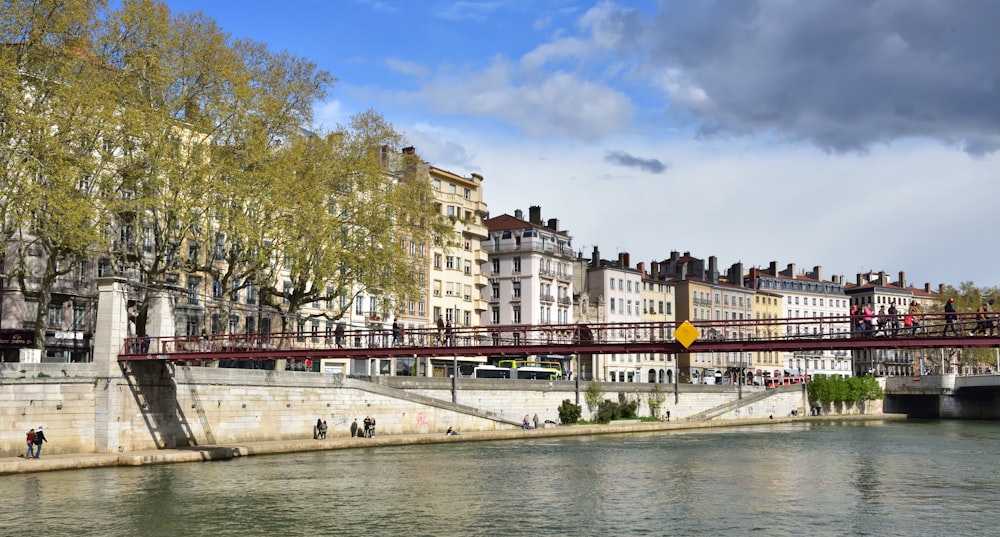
top-left (675, 320), bottom-right (699, 349)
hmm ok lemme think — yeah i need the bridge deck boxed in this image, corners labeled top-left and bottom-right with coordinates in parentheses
top-left (119, 313), bottom-right (1000, 362)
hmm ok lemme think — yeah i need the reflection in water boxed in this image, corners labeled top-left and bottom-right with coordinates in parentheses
top-left (3, 420), bottom-right (1000, 536)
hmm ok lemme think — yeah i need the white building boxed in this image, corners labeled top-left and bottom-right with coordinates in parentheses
top-left (482, 206), bottom-right (575, 365)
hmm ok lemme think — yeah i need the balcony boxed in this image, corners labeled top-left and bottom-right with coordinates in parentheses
top-left (540, 294), bottom-right (555, 303)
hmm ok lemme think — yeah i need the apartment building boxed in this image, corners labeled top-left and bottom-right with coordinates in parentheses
top-left (574, 248), bottom-right (643, 382)
top-left (745, 262), bottom-right (851, 379)
top-left (657, 252), bottom-right (755, 384)
top-left (753, 289), bottom-right (785, 381)
top-left (638, 260), bottom-right (677, 383)
top-left (483, 206), bottom-right (574, 367)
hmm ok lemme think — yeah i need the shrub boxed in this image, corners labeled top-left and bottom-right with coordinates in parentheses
top-left (558, 399), bottom-right (582, 424)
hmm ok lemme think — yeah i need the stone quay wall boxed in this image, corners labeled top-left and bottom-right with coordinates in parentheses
top-left (2, 361), bottom-right (817, 457)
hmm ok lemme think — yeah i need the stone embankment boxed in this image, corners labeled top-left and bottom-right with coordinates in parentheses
top-left (0, 413), bottom-right (905, 476)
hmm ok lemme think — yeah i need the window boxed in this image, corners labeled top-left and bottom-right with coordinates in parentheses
top-left (187, 277), bottom-right (200, 305)
top-left (610, 279), bottom-right (615, 290)
top-left (434, 254), bottom-right (442, 269)
top-left (446, 256), bottom-right (455, 269)
top-left (464, 188), bottom-right (471, 199)
top-left (492, 259), bottom-right (500, 274)
top-left (48, 305), bottom-right (61, 328)
top-left (513, 281), bottom-right (521, 298)
top-left (512, 305), bottom-right (521, 323)
top-left (446, 205), bottom-right (455, 217)
top-left (464, 260), bottom-right (471, 275)
top-left (355, 296), bottom-right (363, 315)
top-left (513, 257), bottom-right (521, 273)
top-left (611, 298), bottom-right (616, 313)
top-left (492, 306), bottom-right (500, 324)
top-left (212, 279), bottom-right (223, 299)
top-left (491, 283), bottom-right (500, 299)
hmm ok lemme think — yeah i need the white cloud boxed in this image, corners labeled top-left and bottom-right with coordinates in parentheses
top-left (313, 100), bottom-right (345, 130)
top-left (384, 57), bottom-right (430, 78)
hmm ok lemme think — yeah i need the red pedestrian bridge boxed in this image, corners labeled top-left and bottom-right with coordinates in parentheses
top-left (119, 312), bottom-right (1000, 363)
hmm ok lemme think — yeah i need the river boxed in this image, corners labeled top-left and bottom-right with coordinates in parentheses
top-left (3, 419), bottom-right (999, 536)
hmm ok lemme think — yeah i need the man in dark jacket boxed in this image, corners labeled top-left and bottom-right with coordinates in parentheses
top-left (33, 426), bottom-right (47, 458)
top-left (943, 298), bottom-right (959, 336)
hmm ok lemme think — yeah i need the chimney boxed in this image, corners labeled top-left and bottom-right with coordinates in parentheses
top-left (879, 271), bottom-right (887, 285)
top-left (898, 271), bottom-right (906, 288)
top-left (939, 283), bottom-right (946, 294)
top-left (769, 261), bottom-right (778, 276)
top-left (622, 252), bottom-right (630, 269)
top-left (514, 209), bottom-right (523, 220)
top-left (857, 274), bottom-right (863, 286)
top-left (708, 256), bottom-right (718, 280)
top-left (529, 206), bottom-right (542, 225)
top-left (591, 246), bottom-right (600, 266)
top-left (813, 265), bottom-right (822, 281)
top-left (786, 263), bottom-right (796, 277)
top-left (925, 283), bottom-right (931, 292)
top-left (402, 146), bottom-right (415, 155)
top-left (651, 261), bottom-right (659, 277)
top-left (637, 262), bottom-right (646, 276)
top-left (547, 218), bottom-right (559, 231)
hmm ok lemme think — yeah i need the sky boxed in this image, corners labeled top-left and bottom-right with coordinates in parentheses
top-left (159, 0), bottom-right (1000, 290)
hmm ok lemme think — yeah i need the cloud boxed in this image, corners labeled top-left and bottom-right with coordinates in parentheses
top-left (313, 100), bottom-right (345, 130)
top-left (585, 0), bottom-right (1000, 154)
top-left (604, 150), bottom-right (669, 173)
top-left (418, 59), bottom-right (634, 139)
top-left (433, 1), bottom-right (503, 22)
top-left (384, 57), bottom-right (430, 78)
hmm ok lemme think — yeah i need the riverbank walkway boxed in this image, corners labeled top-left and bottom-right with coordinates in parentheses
top-left (1, 413), bottom-right (906, 476)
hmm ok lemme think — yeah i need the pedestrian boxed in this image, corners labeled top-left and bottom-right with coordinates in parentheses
top-left (533, 413), bottom-right (540, 430)
top-left (335, 321), bottom-right (346, 348)
top-left (24, 428), bottom-right (35, 459)
top-left (319, 420), bottom-right (328, 440)
top-left (522, 415), bottom-right (531, 430)
top-left (445, 426), bottom-right (459, 435)
top-left (445, 320), bottom-right (453, 347)
top-left (351, 418), bottom-right (359, 438)
top-left (33, 426), bottom-right (47, 458)
top-left (369, 417), bottom-right (376, 438)
top-left (862, 304), bottom-right (874, 337)
top-left (908, 302), bottom-right (921, 336)
top-left (876, 305), bottom-right (888, 337)
top-left (943, 298), bottom-right (959, 336)
top-left (850, 304), bottom-right (861, 336)
top-left (436, 316), bottom-right (445, 345)
top-left (314, 418), bottom-right (322, 439)
top-left (888, 301), bottom-right (899, 338)
top-left (392, 320), bottom-right (401, 347)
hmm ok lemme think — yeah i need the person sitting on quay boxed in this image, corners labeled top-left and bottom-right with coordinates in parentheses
top-left (445, 426), bottom-right (460, 436)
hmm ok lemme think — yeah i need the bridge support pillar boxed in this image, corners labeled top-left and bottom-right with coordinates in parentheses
top-left (145, 286), bottom-right (176, 342)
top-left (93, 277), bottom-right (129, 453)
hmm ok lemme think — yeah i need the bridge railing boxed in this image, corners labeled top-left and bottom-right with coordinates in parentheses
top-left (119, 311), bottom-right (988, 357)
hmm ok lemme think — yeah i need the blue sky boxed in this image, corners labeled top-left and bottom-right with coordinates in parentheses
top-left (160, 0), bottom-right (1000, 290)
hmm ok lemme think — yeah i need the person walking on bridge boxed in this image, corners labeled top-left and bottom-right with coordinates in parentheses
top-left (943, 298), bottom-right (959, 336)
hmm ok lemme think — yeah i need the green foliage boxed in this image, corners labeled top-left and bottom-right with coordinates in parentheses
top-left (557, 399), bottom-right (582, 425)
top-left (594, 393), bottom-right (639, 424)
top-left (808, 375), bottom-right (884, 404)
top-left (584, 380), bottom-right (604, 418)
top-left (647, 383), bottom-right (666, 418)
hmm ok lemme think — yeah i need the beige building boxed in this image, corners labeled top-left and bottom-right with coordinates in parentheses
top-left (638, 260), bottom-right (677, 383)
